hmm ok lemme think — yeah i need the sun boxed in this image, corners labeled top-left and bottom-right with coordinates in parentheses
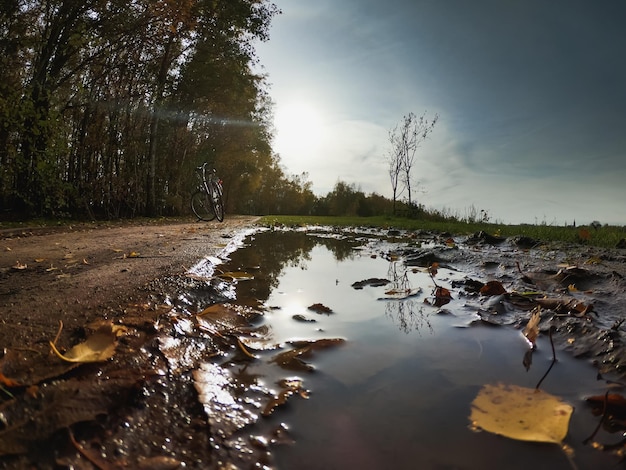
top-left (274, 101), bottom-right (327, 153)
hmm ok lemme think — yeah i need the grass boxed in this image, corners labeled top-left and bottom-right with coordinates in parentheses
top-left (258, 215), bottom-right (626, 249)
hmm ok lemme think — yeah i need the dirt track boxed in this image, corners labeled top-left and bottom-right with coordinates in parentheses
top-left (0, 216), bottom-right (259, 351)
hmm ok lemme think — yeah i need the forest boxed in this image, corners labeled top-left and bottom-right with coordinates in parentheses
top-left (0, 0), bottom-right (400, 220)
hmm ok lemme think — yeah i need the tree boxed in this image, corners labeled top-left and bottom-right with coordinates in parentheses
top-left (387, 111), bottom-right (438, 213)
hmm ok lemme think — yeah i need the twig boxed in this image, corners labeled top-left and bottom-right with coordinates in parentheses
top-left (535, 326), bottom-right (557, 390)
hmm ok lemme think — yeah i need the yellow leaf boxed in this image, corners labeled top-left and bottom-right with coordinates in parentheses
top-left (470, 383), bottom-right (573, 444)
top-left (128, 251), bottom-right (140, 258)
top-left (34, 258), bottom-right (45, 263)
top-left (567, 284), bottom-right (578, 292)
top-left (49, 326), bottom-right (118, 363)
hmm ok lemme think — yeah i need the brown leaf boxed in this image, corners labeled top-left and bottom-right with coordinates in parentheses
top-left (271, 338), bottom-right (345, 372)
top-left (428, 262), bottom-right (439, 276)
top-left (262, 378), bottom-right (309, 416)
top-left (433, 286), bottom-right (452, 307)
top-left (523, 308), bottom-right (541, 348)
top-left (307, 303), bottom-right (333, 314)
top-left (586, 393), bottom-right (626, 418)
top-left (480, 280), bottom-right (507, 296)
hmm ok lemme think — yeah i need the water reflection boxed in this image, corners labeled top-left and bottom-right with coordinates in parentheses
top-left (383, 261), bottom-right (433, 334)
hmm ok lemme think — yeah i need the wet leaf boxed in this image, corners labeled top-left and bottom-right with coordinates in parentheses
top-left (470, 383), bottom-right (573, 444)
top-left (523, 308), bottom-right (541, 348)
top-left (262, 378), bottom-right (310, 416)
top-left (428, 262), bottom-right (439, 276)
top-left (480, 280), bottom-right (507, 296)
top-left (308, 303), bottom-right (333, 314)
top-left (433, 286), bottom-right (452, 307)
top-left (586, 393), bottom-right (626, 418)
top-left (49, 325), bottom-right (118, 363)
top-left (378, 287), bottom-right (422, 300)
top-left (271, 338), bottom-right (345, 372)
top-left (351, 278), bottom-right (390, 289)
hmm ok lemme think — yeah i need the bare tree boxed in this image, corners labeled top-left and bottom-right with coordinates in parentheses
top-left (387, 112), bottom-right (438, 212)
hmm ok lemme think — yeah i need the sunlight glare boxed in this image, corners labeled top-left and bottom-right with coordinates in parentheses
top-left (274, 101), bottom-right (328, 155)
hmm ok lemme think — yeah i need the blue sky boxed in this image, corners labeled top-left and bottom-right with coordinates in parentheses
top-left (255, 0), bottom-right (626, 225)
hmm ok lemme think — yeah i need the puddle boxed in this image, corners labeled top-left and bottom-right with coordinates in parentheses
top-left (179, 228), bottom-right (623, 469)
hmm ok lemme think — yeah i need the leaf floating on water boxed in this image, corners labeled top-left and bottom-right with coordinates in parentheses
top-left (351, 278), bottom-right (390, 289)
top-left (271, 338), bottom-right (345, 372)
top-left (470, 383), bottom-right (573, 444)
top-left (308, 303), bottom-right (333, 314)
top-left (523, 308), bottom-right (541, 348)
top-left (49, 325), bottom-right (118, 363)
top-left (262, 378), bottom-right (310, 417)
top-left (378, 287), bottom-right (422, 300)
top-left (479, 280), bottom-right (507, 296)
top-left (433, 286), bottom-right (452, 307)
top-left (586, 393), bottom-right (626, 418)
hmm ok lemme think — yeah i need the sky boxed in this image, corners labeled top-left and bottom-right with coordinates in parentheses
top-left (254, 0), bottom-right (626, 225)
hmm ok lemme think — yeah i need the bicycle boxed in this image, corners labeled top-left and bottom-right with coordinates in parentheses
top-left (191, 163), bottom-right (224, 222)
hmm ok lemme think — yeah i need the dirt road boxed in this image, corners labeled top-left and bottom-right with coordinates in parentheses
top-left (0, 216), bottom-right (259, 351)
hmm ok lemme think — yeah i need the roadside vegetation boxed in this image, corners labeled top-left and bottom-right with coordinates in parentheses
top-left (258, 214), bottom-right (626, 250)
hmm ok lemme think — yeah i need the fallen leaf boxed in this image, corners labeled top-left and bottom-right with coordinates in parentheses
top-left (49, 325), bottom-right (118, 363)
top-left (523, 308), bottom-right (541, 348)
top-left (262, 378), bottom-right (310, 416)
top-left (433, 286), bottom-right (452, 307)
top-left (271, 338), bottom-right (345, 371)
top-left (480, 280), bottom-right (507, 296)
top-left (378, 287), bottom-right (422, 300)
top-left (11, 261), bottom-right (27, 270)
top-left (351, 278), bottom-right (390, 289)
top-left (308, 303), bottom-right (333, 314)
top-left (470, 383), bottom-right (573, 444)
top-left (428, 262), bottom-right (439, 276)
top-left (127, 251), bottom-right (140, 258)
top-left (586, 393), bottom-right (626, 418)
top-left (34, 258), bottom-right (45, 263)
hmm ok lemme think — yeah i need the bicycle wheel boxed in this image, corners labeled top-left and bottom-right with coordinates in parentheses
top-left (191, 190), bottom-right (216, 221)
top-left (209, 181), bottom-right (225, 222)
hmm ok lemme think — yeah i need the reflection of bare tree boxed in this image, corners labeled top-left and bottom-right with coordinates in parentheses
top-left (384, 261), bottom-right (433, 335)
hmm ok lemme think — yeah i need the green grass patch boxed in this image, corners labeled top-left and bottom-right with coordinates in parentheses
top-left (258, 215), bottom-right (626, 249)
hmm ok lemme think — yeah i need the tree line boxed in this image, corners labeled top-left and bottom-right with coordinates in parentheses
top-left (0, 0), bottom-right (288, 219)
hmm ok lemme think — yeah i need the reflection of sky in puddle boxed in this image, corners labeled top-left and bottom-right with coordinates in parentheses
top-left (222, 230), bottom-right (616, 469)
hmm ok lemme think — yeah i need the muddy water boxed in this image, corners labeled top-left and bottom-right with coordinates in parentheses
top-left (192, 228), bottom-right (618, 469)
